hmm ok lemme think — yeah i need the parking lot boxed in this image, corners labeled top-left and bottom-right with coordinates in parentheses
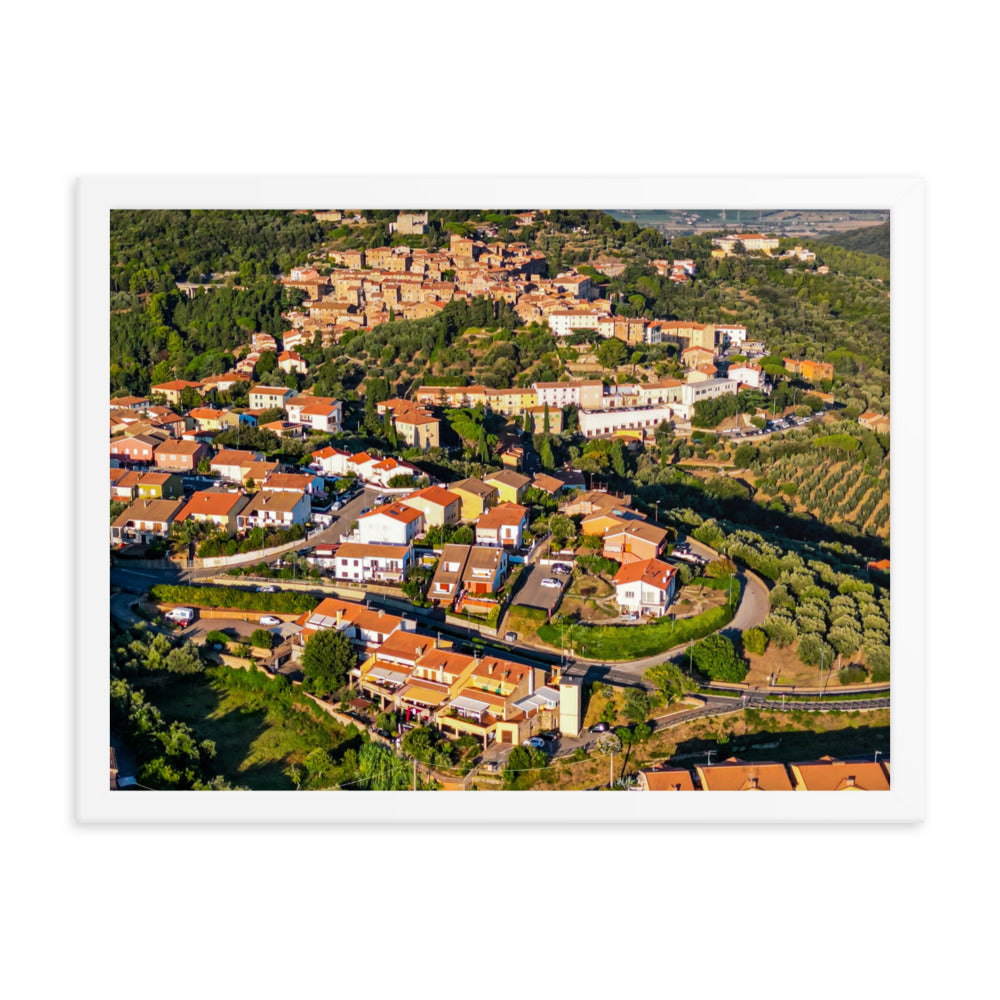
top-left (511, 562), bottom-right (570, 613)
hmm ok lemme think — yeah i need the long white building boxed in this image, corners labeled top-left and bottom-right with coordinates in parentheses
top-left (578, 405), bottom-right (675, 439)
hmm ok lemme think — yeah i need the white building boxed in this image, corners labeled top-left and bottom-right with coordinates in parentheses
top-left (545, 310), bottom-right (608, 337)
top-left (613, 558), bottom-right (678, 618)
top-left (332, 543), bottom-right (413, 583)
top-left (669, 378), bottom-right (740, 420)
top-left (578, 405), bottom-right (675, 439)
top-left (716, 324), bottom-right (748, 347)
top-left (356, 503), bottom-right (425, 546)
top-left (727, 362), bottom-right (766, 389)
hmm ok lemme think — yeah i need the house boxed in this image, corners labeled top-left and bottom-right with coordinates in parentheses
top-left (235, 489), bottom-right (311, 532)
top-left (859, 411), bottom-right (890, 434)
top-left (110, 497), bottom-right (184, 545)
top-left (277, 350), bottom-right (308, 375)
top-left (285, 395), bottom-right (342, 433)
top-left (359, 630), bottom-right (436, 705)
top-left (394, 646), bottom-right (478, 725)
top-left (310, 446), bottom-right (353, 477)
top-left (392, 407), bottom-right (440, 451)
top-left (153, 438), bottom-right (209, 472)
top-left (531, 473), bottom-right (566, 496)
top-left (727, 361), bottom-right (766, 389)
top-left (695, 758), bottom-right (794, 791)
top-left (475, 502), bottom-right (529, 549)
top-left (681, 345), bottom-right (716, 369)
top-left (134, 471), bottom-right (183, 500)
top-left (635, 768), bottom-right (696, 791)
top-left (261, 471), bottom-right (325, 495)
top-left (602, 521), bottom-right (668, 564)
top-left (150, 380), bottom-right (202, 406)
top-left (578, 405), bottom-right (674, 440)
top-left (437, 655), bottom-right (542, 747)
top-left (789, 756), bottom-right (890, 791)
top-left (331, 542), bottom-right (413, 583)
top-left (187, 407), bottom-right (241, 432)
top-left (296, 596), bottom-right (414, 654)
top-left (109, 395), bottom-right (150, 411)
top-left (243, 461), bottom-right (280, 486)
top-left (368, 457), bottom-right (421, 488)
top-left (175, 490), bottom-right (250, 535)
top-left (110, 433), bottom-right (162, 465)
top-left (262, 419), bottom-right (305, 439)
top-left (783, 357), bottom-right (834, 383)
top-left (110, 469), bottom-right (141, 500)
top-left (211, 449), bottom-right (265, 482)
top-left (461, 545), bottom-right (509, 594)
top-left (248, 385), bottom-right (295, 411)
top-left (533, 379), bottom-right (604, 411)
top-left (450, 477), bottom-right (499, 521)
top-left (347, 451), bottom-right (380, 482)
top-left (399, 486), bottom-right (463, 528)
top-left (426, 543), bottom-right (471, 604)
top-left (613, 558), bottom-right (678, 617)
top-left (357, 502), bottom-right (425, 546)
top-left (483, 470), bottom-right (530, 505)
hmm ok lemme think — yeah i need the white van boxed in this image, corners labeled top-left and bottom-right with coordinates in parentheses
top-left (165, 607), bottom-right (195, 624)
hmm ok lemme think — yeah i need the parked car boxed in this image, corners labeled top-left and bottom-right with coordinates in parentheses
top-left (540, 577), bottom-right (561, 589)
top-left (504, 631), bottom-right (518, 642)
top-left (259, 615), bottom-right (281, 626)
top-left (256, 585), bottom-right (277, 593)
top-left (552, 564), bottom-right (571, 575)
top-left (164, 607), bottom-right (195, 624)
top-left (589, 722), bottom-right (609, 733)
top-left (522, 737), bottom-right (546, 749)
top-left (538, 731), bottom-right (559, 743)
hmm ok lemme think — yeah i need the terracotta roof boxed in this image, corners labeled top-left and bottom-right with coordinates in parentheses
top-left (696, 758), bottom-right (794, 791)
top-left (176, 490), bottom-right (248, 520)
top-left (790, 757), bottom-right (890, 791)
top-left (451, 477), bottom-right (497, 497)
top-left (613, 557), bottom-right (677, 590)
top-left (476, 502), bottom-right (528, 529)
top-left (484, 470), bottom-right (530, 490)
top-left (640, 768), bottom-right (696, 791)
top-left (402, 486), bottom-right (461, 509)
top-left (334, 542), bottom-right (410, 559)
top-left (359, 502), bottom-right (423, 524)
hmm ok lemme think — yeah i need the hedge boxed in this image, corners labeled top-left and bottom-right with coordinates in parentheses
top-left (150, 584), bottom-right (318, 614)
top-left (537, 583), bottom-right (741, 661)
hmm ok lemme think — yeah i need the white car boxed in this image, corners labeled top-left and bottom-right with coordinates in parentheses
top-left (540, 577), bottom-right (561, 589)
top-left (259, 615), bottom-right (282, 627)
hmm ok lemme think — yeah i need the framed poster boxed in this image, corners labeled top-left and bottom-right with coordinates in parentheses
top-left (79, 176), bottom-right (924, 823)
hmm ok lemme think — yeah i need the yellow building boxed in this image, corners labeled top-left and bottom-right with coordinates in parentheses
top-left (450, 478), bottom-right (499, 521)
top-left (483, 470), bottom-right (530, 505)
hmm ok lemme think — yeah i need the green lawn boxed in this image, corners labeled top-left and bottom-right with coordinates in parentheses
top-left (136, 666), bottom-right (357, 790)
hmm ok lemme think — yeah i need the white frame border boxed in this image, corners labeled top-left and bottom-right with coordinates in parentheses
top-left (78, 176), bottom-right (924, 824)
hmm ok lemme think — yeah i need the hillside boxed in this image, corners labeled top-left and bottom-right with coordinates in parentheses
top-left (819, 221), bottom-right (890, 258)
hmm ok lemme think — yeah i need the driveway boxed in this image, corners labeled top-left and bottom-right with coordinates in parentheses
top-left (512, 563), bottom-right (566, 613)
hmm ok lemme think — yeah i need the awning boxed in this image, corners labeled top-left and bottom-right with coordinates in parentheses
top-left (400, 685), bottom-right (448, 707)
top-left (450, 695), bottom-right (491, 716)
top-left (513, 686), bottom-right (560, 713)
top-left (368, 666), bottom-right (409, 686)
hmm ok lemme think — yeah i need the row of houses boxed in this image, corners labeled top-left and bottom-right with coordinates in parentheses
top-left (292, 597), bottom-right (567, 746)
top-left (635, 756), bottom-right (890, 791)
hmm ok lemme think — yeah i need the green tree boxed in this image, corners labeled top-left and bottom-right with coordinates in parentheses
top-left (249, 628), bottom-right (274, 650)
top-left (596, 337), bottom-right (627, 369)
top-left (644, 662), bottom-right (696, 705)
top-left (358, 742), bottom-right (411, 790)
top-left (623, 686), bottom-right (651, 724)
top-left (301, 628), bottom-right (356, 697)
top-left (691, 634), bottom-right (748, 683)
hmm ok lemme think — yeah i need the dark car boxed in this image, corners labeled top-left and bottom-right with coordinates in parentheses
top-left (538, 731), bottom-right (560, 743)
top-left (589, 722), bottom-right (609, 733)
top-left (504, 631), bottom-right (518, 642)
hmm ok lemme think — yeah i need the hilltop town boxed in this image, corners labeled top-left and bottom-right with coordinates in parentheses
top-left (109, 208), bottom-right (891, 792)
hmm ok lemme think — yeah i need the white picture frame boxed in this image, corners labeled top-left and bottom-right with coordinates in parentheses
top-left (80, 176), bottom-right (923, 823)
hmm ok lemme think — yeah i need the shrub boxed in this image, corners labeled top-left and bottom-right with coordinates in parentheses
top-left (742, 627), bottom-right (769, 656)
top-left (249, 628), bottom-right (274, 650)
top-left (838, 665), bottom-right (868, 685)
top-left (204, 630), bottom-right (231, 646)
top-left (691, 634), bottom-right (748, 683)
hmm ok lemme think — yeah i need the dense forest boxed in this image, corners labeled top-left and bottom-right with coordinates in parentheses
top-left (110, 210), bottom-right (328, 292)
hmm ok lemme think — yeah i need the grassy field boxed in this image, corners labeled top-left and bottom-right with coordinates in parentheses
top-left (136, 666), bottom-right (356, 790)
